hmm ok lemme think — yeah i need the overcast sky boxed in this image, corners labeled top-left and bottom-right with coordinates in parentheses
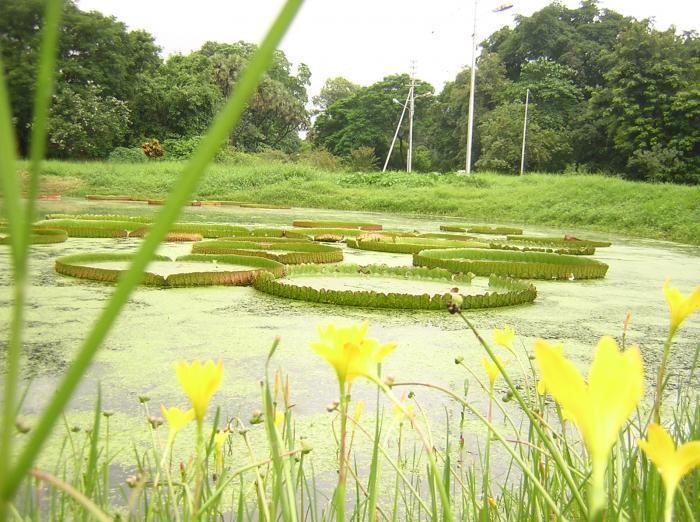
top-left (76, 0), bottom-right (699, 96)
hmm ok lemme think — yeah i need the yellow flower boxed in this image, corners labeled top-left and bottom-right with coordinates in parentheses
top-left (160, 405), bottom-right (195, 441)
top-left (175, 359), bottom-right (224, 422)
top-left (310, 322), bottom-right (396, 387)
top-left (535, 336), bottom-right (643, 514)
top-left (493, 325), bottom-right (515, 353)
top-left (482, 356), bottom-right (505, 389)
top-left (638, 423), bottom-right (700, 518)
top-left (392, 393), bottom-right (415, 424)
top-left (535, 341), bottom-right (564, 396)
top-left (351, 401), bottom-right (364, 424)
top-left (663, 279), bottom-right (700, 334)
top-left (214, 430), bottom-right (228, 471)
top-left (274, 411), bottom-right (285, 430)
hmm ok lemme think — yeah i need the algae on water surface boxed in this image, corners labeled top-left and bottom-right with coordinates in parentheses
top-left (0, 198), bottom-right (698, 474)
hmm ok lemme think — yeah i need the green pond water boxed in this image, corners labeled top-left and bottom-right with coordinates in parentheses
top-left (1, 197), bottom-right (699, 477)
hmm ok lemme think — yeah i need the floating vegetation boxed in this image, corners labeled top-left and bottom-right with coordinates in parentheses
top-left (489, 242), bottom-right (596, 256)
top-left (506, 235), bottom-right (612, 248)
top-left (165, 233), bottom-right (202, 242)
top-left (37, 218), bottom-right (256, 239)
top-left (346, 236), bottom-right (489, 255)
top-left (46, 213), bottom-right (155, 223)
top-left (0, 227), bottom-right (68, 245)
top-left (54, 252), bottom-right (285, 287)
top-left (84, 195), bottom-right (147, 202)
top-left (440, 224), bottom-right (524, 235)
top-left (253, 263), bottom-right (536, 310)
top-left (34, 219), bottom-right (138, 238)
top-left (418, 232), bottom-right (480, 241)
top-left (191, 240), bottom-right (343, 264)
top-left (414, 248), bottom-right (609, 280)
top-left (292, 220), bottom-right (383, 231)
top-left (239, 202), bottom-right (291, 209)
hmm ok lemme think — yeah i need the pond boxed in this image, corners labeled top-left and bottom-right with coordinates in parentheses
top-left (1, 197), bottom-right (699, 473)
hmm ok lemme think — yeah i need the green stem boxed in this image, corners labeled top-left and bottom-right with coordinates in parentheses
top-left (374, 380), bottom-right (454, 522)
top-left (458, 312), bottom-right (587, 514)
top-left (653, 330), bottom-right (675, 424)
top-left (663, 485), bottom-right (676, 522)
top-left (393, 380), bottom-right (568, 521)
top-left (481, 394), bottom-right (493, 518)
top-left (336, 383), bottom-right (348, 522)
top-left (1, 0), bottom-right (304, 501)
top-left (589, 458), bottom-right (606, 521)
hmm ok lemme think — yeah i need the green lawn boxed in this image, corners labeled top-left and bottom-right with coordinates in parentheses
top-left (21, 160), bottom-right (700, 245)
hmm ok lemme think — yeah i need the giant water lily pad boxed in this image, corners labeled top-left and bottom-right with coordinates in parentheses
top-left (253, 263), bottom-right (536, 310)
top-left (54, 252), bottom-right (285, 287)
top-left (414, 248), bottom-right (609, 280)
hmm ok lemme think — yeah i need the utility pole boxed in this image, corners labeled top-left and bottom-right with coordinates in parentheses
top-left (383, 90), bottom-right (412, 173)
top-left (407, 62), bottom-right (416, 173)
top-left (465, 0), bottom-right (478, 175)
top-left (520, 88), bottom-right (530, 176)
top-left (465, 2), bottom-right (514, 175)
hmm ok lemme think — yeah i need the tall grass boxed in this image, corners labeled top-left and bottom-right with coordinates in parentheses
top-left (19, 160), bottom-right (700, 246)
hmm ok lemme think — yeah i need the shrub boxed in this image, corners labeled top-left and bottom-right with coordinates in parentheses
top-left (108, 147), bottom-right (147, 163)
top-left (345, 146), bottom-right (379, 171)
top-left (162, 136), bottom-right (233, 163)
top-left (141, 138), bottom-right (164, 159)
top-left (297, 148), bottom-right (343, 171)
top-left (255, 148), bottom-right (290, 163)
top-left (412, 145), bottom-right (433, 172)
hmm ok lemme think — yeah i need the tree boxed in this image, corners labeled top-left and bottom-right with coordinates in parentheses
top-left (200, 42), bottom-right (311, 152)
top-left (475, 102), bottom-right (572, 173)
top-left (589, 22), bottom-right (700, 182)
top-left (312, 77), bottom-right (360, 113)
top-left (312, 74), bottom-right (434, 170)
top-left (482, 0), bottom-right (632, 89)
top-left (129, 53), bottom-right (223, 140)
top-left (47, 84), bottom-right (131, 159)
top-left (427, 53), bottom-right (511, 171)
top-left (0, 0), bottom-right (161, 155)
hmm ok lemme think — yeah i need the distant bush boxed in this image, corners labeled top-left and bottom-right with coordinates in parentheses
top-left (412, 146), bottom-right (433, 172)
top-left (255, 148), bottom-right (290, 163)
top-left (625, 145), bottom-right (698, 184)
top-left (345, 146), bottom-right (379, 172)
top-left (297, 148), bottom-right (343, 171)
top-left (162, 136), bottom-right (231, 163)
top-left (339, 171), bottom-right (437, 188)
top-left (141, 139), bottom-right (164, 159)
top-left (108, 147), bottom-right (146, 163)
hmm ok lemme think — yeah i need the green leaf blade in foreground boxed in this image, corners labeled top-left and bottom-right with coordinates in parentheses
top-left (1, 0), bottom-right (304, 501)
top-left (0, 0), bottom-right (63, 511)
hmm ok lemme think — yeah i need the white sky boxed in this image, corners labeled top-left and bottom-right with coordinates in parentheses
top-left (76, 0), bottom-right (699, 96)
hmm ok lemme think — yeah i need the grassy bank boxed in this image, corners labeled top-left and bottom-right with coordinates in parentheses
top-left (20, 160), bottom-right (700, 245)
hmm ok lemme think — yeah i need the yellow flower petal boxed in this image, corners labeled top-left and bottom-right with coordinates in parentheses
top-left (482, 356), bottom-right (505, 389)
top-left (535, 337), bottom-right (643, 468)
top-left (352, 401), bottom-right (364, 424)
top-left (663, 279), bottom-right (700, 333)
top-left (274, 411), bottom-right (285, 430)
top-left (310, 322), bottom-right (397, 386)
top-left (175, 359), bottom-right (224, 422)
top-left (639, 423), bottom-right (700, 500)
top-left (214, 430), bottom-right (228, 470)
top-left (161, 405), bottom-right (194, 436)
top-left (493, 326), bottom-right (515, 353)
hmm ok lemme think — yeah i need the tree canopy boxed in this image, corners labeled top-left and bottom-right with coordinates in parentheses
top-left (1, 0), bottom-right (697, 183)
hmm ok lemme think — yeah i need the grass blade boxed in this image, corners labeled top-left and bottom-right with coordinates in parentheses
top-left (1, 0), bottom-right (304, 501)
top-left (0, 0), bottom-right (63, 514)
